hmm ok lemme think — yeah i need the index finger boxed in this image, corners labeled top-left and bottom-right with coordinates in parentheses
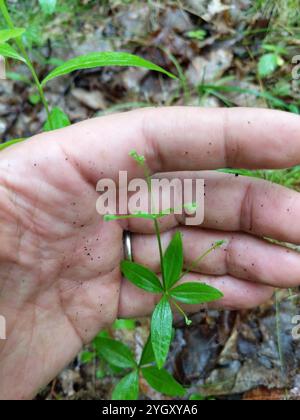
top-left (65, 107), bottom-right (300, 179)
top-left (22, 107), bottom-right (300, 181)
top-left (138, 107), bottom-right (300, 173)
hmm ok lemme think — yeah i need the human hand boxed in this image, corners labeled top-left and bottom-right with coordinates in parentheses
top-left (0, 107), bottom-right (300, 399)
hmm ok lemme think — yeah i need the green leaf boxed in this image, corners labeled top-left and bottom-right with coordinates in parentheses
top-left (289, 104), bottom-right (299, 115)
top-left (258, 53), bottom-right (279, 77)
top-left (92, 330), bottom-right (109, 351)
top-left (22, 25), bottom-right (43, 49)
top-left (121, 260), bottom-right (163, 294)
top-left (94, 337), bottom-right (136, 369)
top-left (189, 393), bottom-right (215, 400)
top-left (189, 393), bottom-right (205, 400)
top-left (112, 370), bottom-right (139, 400)
top-left (113, 319), bottom-right (136, 330)
top-left (151, 297), bottom-right (173, 369)
top-left (0, 28), bottom-right (25, 44)
top-left (96, 368), bottom-right (106, 380)
top-left (39, 0), bottom-right (57, 14)
top-left (142, 366), bottom-right (185, 397)
top-left (0, 138), bottom-right (25, 151)
top-left (139, 335), bottom-right (155, 366)
top-left (186, 29), bottom-right (207, 41)
top-left (170, 282), bottom-right (223, 305)
top-left (42, 52), bottom-right (177, 86)
top-left (43, 107), bottom-right (71, 131)
top-left (6, 71), bottom-right (31, 84)
top-left (0, 43), bottom-right (25, 62)
top-left (129, 150), bottom-right (146, 166)
top-left (163, 232), bottom-right (183, 289)
top-left (80, 351), bottom-right (95, 364)
top-left (262, 44), bottom-right (287, 55)
top-left (29, 94), bottom-right (41, 105)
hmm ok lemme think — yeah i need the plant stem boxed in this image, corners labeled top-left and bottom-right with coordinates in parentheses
top-left (179, 240), bottom-right (225, 281)
top-left (162, 47), bottom-right (190, 105)
top-left (154, 218), bottom-right (166, 289)
top-left (0, 0), bottom-right (52, 127)
top-left (143, 164), bottom-right (166, 289)
top-left (171, 298), bottom-right (191, 326)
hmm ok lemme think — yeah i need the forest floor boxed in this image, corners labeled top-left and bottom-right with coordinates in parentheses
top-left (1, 0), bottom-right (300, 400)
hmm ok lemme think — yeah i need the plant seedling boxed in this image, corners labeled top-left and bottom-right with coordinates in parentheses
top-left (103, 151), bottom-right (225, 398)
top-left (258, 44), bottom-right (286, 78)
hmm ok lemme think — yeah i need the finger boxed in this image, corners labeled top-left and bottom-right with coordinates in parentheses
top-left (131, 227), bottom-right (300, 288)
top-left (19, 108), bottom-right (300, 183)
top-left (139, 107), bottom-right (300, 171)
top-left (125, 171), bottom-right (300, 245)
top-left (118, 274), bottom-right (274, 318)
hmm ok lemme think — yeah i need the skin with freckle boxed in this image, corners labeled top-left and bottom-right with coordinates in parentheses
top-left (0, 107), bottom-right (300, 399)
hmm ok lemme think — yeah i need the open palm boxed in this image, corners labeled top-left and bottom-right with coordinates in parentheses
top-left (1, 107), bottom-right (300, 399)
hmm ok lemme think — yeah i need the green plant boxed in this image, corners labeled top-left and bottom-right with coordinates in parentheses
top-left (186, 29), bottom-right (207, 41)
top-left (38, 0), bottom-right (57, 15)
top-left (258, 44), bottom-right (286, 78)
top-left (0, 0), bottom-right (176, 143)
top-left (103, 151), bottom-right (225, 399)
top-left (198, 80), bottom-right (299, 114)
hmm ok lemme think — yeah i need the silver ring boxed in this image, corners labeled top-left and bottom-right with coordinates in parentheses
top-left (123, 231), bottom-right (133, 262)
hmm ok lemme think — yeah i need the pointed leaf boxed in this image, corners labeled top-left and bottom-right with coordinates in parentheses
top-left (112, 319), bottom-right (136, 331)
top-left (151, 297), bottom-right (173, 369)
top-left (44, 107), bottom-right (71, 131)
top-left (0, 28), bottom-right (25, 44)
top-left (170, 282), bottom-right (223, 305)
top-left (94, 337), bottom-right (136, 369)
top-left (163, 232), bottom-right (183, 289)
top-left (121, 260), bottom-right (163, 293)
top-left (112, 370), bottom-right (139, 400)
top-left (142, 366), bottom-right (185, 397)
top-left (140, 335), bottom-right (155, 366)
top-left (42, 52), bottom-right (177, 85)
top-left (80, 351), bottom-right (95, 364)
top-left (0, 43), bottom-right (25, 62)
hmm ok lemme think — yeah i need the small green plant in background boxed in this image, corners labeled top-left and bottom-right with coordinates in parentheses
top-left (258, 44), bottom-right (286, 78)
top-left (198, 76), bottom-right (299, 114)
top-left (103, 151), bottom-right (224, 399)
top-left (38, 0), bottom-right (57, 15)
top-left (186, 29), bottom-right (207, 41)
